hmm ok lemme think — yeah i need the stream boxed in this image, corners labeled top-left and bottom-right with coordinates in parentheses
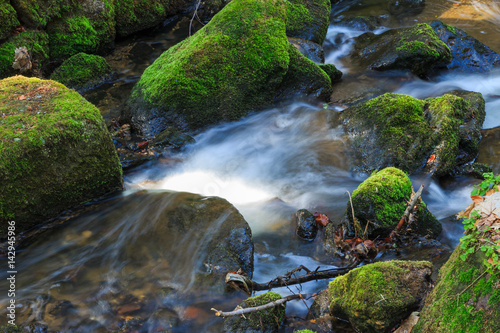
top-left (2, 0), bottom-right (500, 332)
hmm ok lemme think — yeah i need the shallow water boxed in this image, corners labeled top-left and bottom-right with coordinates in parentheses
top-left (2, 0), bottom-right (500, 331)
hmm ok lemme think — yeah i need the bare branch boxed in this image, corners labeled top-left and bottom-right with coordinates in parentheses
top-left (189, 0), bottom-right (203, 36)
top-left (390, 184), bottom-right (425, 239)
top-left (226, 261), bottom-right (360, 293)
top-left (211, 294), bottom-right (301, 317)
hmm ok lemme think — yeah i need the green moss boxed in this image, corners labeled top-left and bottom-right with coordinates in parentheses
top-left (224, 292), bottom-right (285, 332)
top-left (442, 22), bottom-right (457, 35)
top-left (126, 0), bottom-right (290, 135)
top-left (0, 3), bottom-right (20, 41)
top-left (294, 330), bottom-right (316, 333)
top-left (329, 260), bottom-right (432, 333)
top-left (47, 1), bottom-right (115, 61)
top-left (0, 325), bottom-right (22, 333)
top-left (319, 64), bottom-right (342, 82)
top-left (424, 94), bottom-right (468, 176)
top-left (114, 0), bottom-right (170, 37)
top-left (414, 244), bottom-right (500, 333)
top-left (0, 42), bottom-right (16, 78)
top-left (285, 0), bottom-right (330, 44)
top-left (51, 52), bottom-right (112, 91)
top-left (0, 76), bottom-right (123, 236)
top-left (12, 0), bottom-right (81, 28)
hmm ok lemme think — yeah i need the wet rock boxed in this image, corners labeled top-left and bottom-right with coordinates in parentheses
top-left (274, 44), bottom-right (332, 103)
top-left (288, 37), bottom-right (325, 64)
top-left (145, 307), bottom-right (180, 332)
top-left (430, 21), bottom-right (500, 73)
top-left (51, 52), bottom-right (113, 92)
top-left (414, 240), bottom-right (500, 332)
top-left (350, 23), bottom-right (451, 77)
top-left (346, 167), bottom-right (441, 239)
top-left (328, 260), bottom-right (433, 333)
top-left (152, 126), bottom-right (195, 150)
top-left (223, 292), bottom-right (285, 333)
top-left (0, 76), bottom-right (123, 237)
top-left (48, 300), bottom-right (78, 316)
top-left (388, 0), bottom-right (425, 19)
top-left (124, 0), bottom-right (332, 137)
top-left (310, 288), bottom-right (331, 317)
top-left (295, 209), bottom-right (318, 241)
top-left (286, 0), bottom-right (331, 45)
top-left (336, 16), bottom-right (378, 31)
top-left (338, 92), bottom-right (485, 176)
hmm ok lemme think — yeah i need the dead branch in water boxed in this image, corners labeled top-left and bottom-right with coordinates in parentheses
top-left (389, 184), bottom-right (425, 239)
top-left (211, 294), bottom-right (302, 317)
top-left (226, 260), bottom-right (361, 294)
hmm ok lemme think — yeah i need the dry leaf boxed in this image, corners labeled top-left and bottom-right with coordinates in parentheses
top-left (314, 213), bottom-right (330, 227)
top-left (426, 154), bottom-right (436, 164)
top-left (486, 189), bottom-right (497, 196)
top-left (471, 195), bottom-right (484, 203)
top-left (488, 258), bottom-right (494, 265)
top-left (17, 95), bottom-right (26, 100)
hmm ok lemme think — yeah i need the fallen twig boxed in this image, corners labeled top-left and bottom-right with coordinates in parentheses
top-left (211, 294), bottom-right (302, 317)
top-left (389, 184), bottom-right (425, 239)
top-left (226, 261), bottom-right (360, 293)
top-left (189, 0), bottom-right (203, 36)
top-left (345, 190), bottom-right (362, 239)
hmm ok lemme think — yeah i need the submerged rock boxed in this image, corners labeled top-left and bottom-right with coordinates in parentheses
top-left (346, 167), bottom-right (441, 239)
top-left (51, 52), bottom-right (113, 92)
top-left (388, 0), bottom-right (425, 19)
top-left (350, 23), bottom-right (451, 77)
top-left (286, 0), bottom-right (331, 45)
top-left (124, 0), bottom-right (332, 137)
top-left (0, 76), bottom-right (123, 236)
top-left (223, 292), bottom-right (285, 333)
top-left (338, 92), bottom-right (485, 176)
top-left (430, 21), bottom-right (500, 73)
top-left (327, 260), bottom-right (433, 333)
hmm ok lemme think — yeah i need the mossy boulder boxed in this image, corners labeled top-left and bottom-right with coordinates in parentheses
top-left (329, 260), bottom-right (433, 333)
top-left (350, 23), bottom-right (451, 77)
top-left (0, 30), bottom-right (50, 79)
top-left (288, 37), bottom-right (325, 64)
top-left (338, 92), bottom-right (485, 176)
top-left (414, 243), bottom-right (500, 332)
top-left (319, 64), bottom-right (342, 82)
top-left (47, 0), bottom-right (116, 61)
top-left (0, 2), bottom-right (19, 41)
top-left (430, 21), bottom-right (500, 73)
top-left (124, 0), bottom-right (332, 137)
top-left (286, 0), bottom-right (330, 45)
top-left (114, 0), bottom-right (187, 37)
top-left (51, 52), bottom-right (112, 91)
top-left (0, 76), bottom-right (123, 236)
top-left (11, 0), bottom-right (80, 28)
top-left (223, 292), bottom-right (285, 332)
top-left (347, 167), bottom-right (442, 238)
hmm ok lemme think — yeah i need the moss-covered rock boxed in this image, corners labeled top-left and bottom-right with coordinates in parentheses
top-left (350, 23), bottom-right (451, 77)
top-left (274, 44), bottom-right (332, 102)
top-left (430, 21), bottom-right (500, 73)
top-left (319, 64), bottom-right (342, 82)
top-left (11, 0), bottom-right (80, 28)
top-left (0, 2), bottom-right (19, 41)
top-left (413, 243), bottom-right (500, 332)
top-left (223, 292), bottom-right (285, 332)
top-left (288, 37), bottom-right (325, 64)
top-left (346, 167), bottom-right (441, 238)
top-left (286, 0), bottom-right (330, 45)
top-left (0, 30), bottom-right (50, 79)
top-left (329, 260), bottom-right (433, 333)
top-left (338, 92), bottom-right (485, 176)
top-left (114, 0), bottom-right (186, 37)
top-left (47, 0), bottom-right (116, 61)
top-left (124, 0), bottom-right (332, 137)
top-left (51, 52), bottom-right (112, 91)
top-left (0, 76), bottom-right (123, 236)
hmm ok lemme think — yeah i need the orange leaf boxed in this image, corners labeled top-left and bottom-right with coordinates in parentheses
top-left (426, 154), bottom-right (436, 164)
top-left (117, 303), bottom-right (141, 315)
top-left (486, 188), bottom-right (497, 196)
top-left (18, 95), bottom-right (26, 100)
top-left (137, 141), bottom-right (149, 149)
top-left (488, 257), bottom-right (494, 265)
top-left (471, 195), bottom-right (484, 203)
top-left (314, 214), bottom-right (329, 227)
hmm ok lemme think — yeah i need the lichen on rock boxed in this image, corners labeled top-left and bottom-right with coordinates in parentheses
top-left (0, 76), bottom-right (123, 236)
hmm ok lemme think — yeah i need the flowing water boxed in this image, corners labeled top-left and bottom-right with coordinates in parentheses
top-left (3, 0), bottom-right (500, 332)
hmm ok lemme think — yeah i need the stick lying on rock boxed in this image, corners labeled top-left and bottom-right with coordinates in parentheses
top-left (389, 184), bottom-right (425, 240)
top-left (225, 260), bottom-right (361, 294)
top-left (211, 294), bottom-right (302, 317)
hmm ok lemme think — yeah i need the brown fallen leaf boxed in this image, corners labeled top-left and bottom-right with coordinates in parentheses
top-left (314, 213), bottom-right (329, 227)
top-left (471, 195), bottom-right (484, 203)
top-left (18, 95), bottom-right (26, 100)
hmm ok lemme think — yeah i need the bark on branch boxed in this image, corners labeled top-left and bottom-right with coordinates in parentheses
top-left (211, 294), bottom-right (301, 317)
top-left (225, 260), bottom-right (360, 294)
top-left (390, 184), bottom-right (425, 239)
